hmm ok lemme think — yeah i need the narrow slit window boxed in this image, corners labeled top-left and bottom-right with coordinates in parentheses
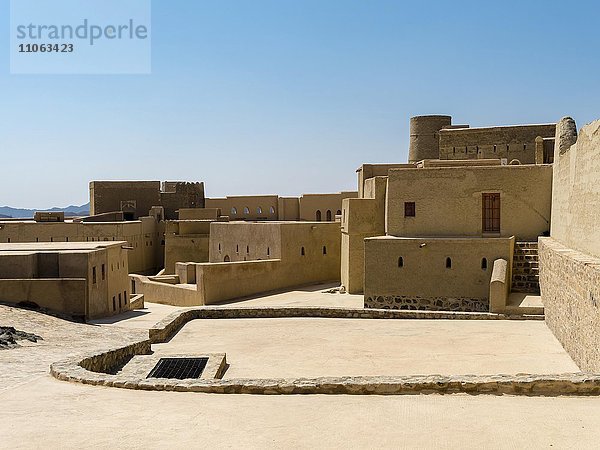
top-left (446, 257), bottom-right (452, 269)
top-left (481, 258), bottom-right (488, 270)
top-left (323, 246), bottom-right (327, 255)
top-left (301, 247), bottom-right (305, 256)
top-left (398, 257), bottom-right (404, 268)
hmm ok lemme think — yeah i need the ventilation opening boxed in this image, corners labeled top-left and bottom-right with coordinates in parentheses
top-left (446, 257), bottom-right (452, 269)
top-left (146, 357), bottom-right (208, 380)
top-left (398, 257), bottom-right (404, 268)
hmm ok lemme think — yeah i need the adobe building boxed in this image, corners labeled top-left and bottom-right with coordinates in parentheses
top-left (205, 192), bottom-right (357, 222)
top-left (0, 211), bottom-right (165, 275)
top-left (0, 241), bottom-right (140, 319)
top-left (342, 114), bottom-right (557, 314)
top-left (90, 180), bottom-right (205, 220)
top-left (163, 208), bottom-right (227, 274)
top-left (132, 221), bottom-right (341, 306)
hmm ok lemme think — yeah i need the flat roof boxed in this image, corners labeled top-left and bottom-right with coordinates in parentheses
top-left (439, 123), bottom-right (556, 132)
top-left (0, 241), bottom-right (128, 253)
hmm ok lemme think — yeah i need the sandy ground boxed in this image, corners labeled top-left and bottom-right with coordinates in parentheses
top-left (1, 289), bottom-right (598, 449)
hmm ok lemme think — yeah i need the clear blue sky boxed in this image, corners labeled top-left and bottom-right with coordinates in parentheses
top-left (1, 0), bottom-right (599, 208)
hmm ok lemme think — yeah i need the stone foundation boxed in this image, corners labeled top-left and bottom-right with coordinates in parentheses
top-left (539, 238), bottom-right (600, 372)
top-left (364, 296), bottom-right (489, 312)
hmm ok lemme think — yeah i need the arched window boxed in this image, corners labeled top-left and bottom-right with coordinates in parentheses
top-left (301, 247), bottom-right (305, 256)
top-left (323, 246), bottom-right (327, 255)
top-left (243, 207), bottom-right (250, 215)
top-left (336, 210), bottom-right (341, 216)
top-left (257, 206), bottom-right (263, 214)
top-left (481, 258), bottom-right (488, 270)
top-left (270, 206), bottom-right (275, 215)
top-left (326, 210), bottom-right (332, 221)
top-left (224, 255), bottom-right (230, 262)
top-left (446, 257), bottom-right (452, 269)
top-left (316, 210), bottom-right (322, 221)
top-left (231, 207), bottom-right (237, 215)
top-left (398, 257), bottom-right (404, 268)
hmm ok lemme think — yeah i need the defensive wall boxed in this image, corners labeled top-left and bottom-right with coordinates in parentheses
top-left (540, 117), bottom-right (600, 371)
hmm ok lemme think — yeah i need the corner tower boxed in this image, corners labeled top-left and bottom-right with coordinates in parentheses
top-left (408, 115), bottom-right (452, 163)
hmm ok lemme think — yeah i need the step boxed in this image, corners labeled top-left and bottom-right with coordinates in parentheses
top-left (505, 292), bottom-right (544, 315)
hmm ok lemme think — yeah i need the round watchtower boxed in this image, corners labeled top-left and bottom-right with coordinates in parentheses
top-left (408, 115), bottom-right (452, 163)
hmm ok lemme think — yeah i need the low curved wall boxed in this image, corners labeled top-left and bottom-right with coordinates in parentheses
top-left (48, 306), bottom-right (590, 396)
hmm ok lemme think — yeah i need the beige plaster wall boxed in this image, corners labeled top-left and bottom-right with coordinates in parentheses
top-left (340, 177), bottom-right (387, 293)
top-left (209, 222), bottom-right (282, 263)
top-left (164, 221), bottom-right (210, 274)
top-left (364, 236), bottom-right (514, 307)
top-left (386, 165), bottom-right (552, 240)
top-left (178, 208), bottom-right (221, 220)
top-left (356, 164), bottom-right (414, 197)
top-left (196, 259), bottom-right (284, 304)
top-left (0, 278), bottom-right (87, 316)
top-left (298, 192), bottom-right (357, 222)
top-left (206, 196), bottom-right (279, 221)
top-left (439, 124), bottom-right (556, 163)
top-left (130, 274), bottom-right (200, 307)
top-left (277, 197), bottom-right (300, 220)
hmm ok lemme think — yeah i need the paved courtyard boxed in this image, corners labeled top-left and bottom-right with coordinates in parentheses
top-left (1, 293), bottom-right (599, 449)
top-left (152, 317), bottom-right (578, 378)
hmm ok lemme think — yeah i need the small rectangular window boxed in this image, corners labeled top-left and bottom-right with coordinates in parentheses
top-left (92, 266), bottom-right (97, 284)
top-left (101, 264), bottom-right (105, 280)
top-left (404, 202), bottom-right (416, 217)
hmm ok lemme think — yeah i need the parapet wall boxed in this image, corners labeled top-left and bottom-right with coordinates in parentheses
top-left (439, 124), bottom-right (556, 163)
top-left (550, 119), bottom-right (600, 257)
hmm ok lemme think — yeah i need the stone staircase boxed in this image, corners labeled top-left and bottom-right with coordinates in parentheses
top-left (511, 242), bottom-right (540, 294)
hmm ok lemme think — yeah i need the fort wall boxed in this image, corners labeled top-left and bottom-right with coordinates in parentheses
top-left (439, 124), bottom-right (556, 163)
top-left (540, 118), bottom-right (600, 371)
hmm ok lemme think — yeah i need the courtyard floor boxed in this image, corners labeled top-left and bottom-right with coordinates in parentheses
top-left (151, 318), bottom-right (578, 378)
top-left (1, 287), bottom-right (599, 449)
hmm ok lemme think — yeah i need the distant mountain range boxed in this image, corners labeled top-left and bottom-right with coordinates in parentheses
top-left (0, 203), bottom-right (90, 219)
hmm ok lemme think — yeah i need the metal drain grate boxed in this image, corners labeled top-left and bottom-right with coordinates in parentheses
top-left (146, 357), bottom-right (208, 380)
